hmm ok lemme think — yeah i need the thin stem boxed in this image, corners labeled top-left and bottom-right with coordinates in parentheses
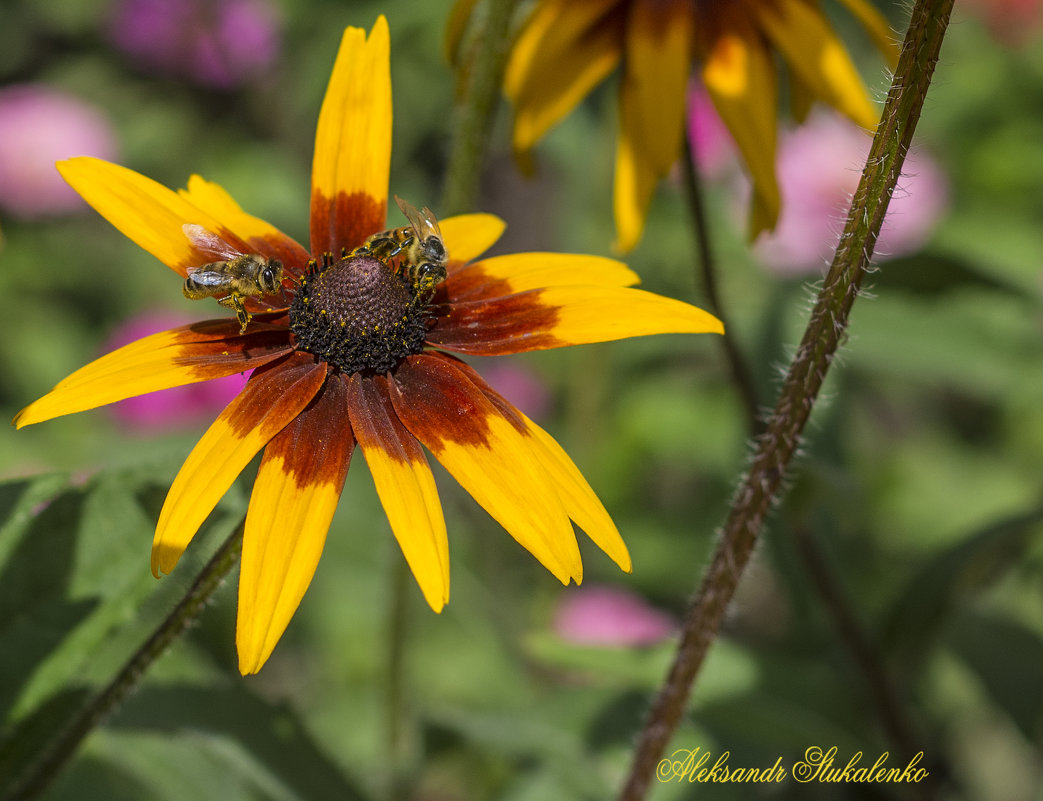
top-left (681, 133), bottom-right (762, 435)
top-left (791, 524), bottom-right (941, 800)
top-left (385, 556), bottom-right (413, 801)
top-left (617, 1), bottom-right (956, 798)
top-left (3, 520), bottom-right (246, 801)
top-left (441, 0), bottom-right (521, 216)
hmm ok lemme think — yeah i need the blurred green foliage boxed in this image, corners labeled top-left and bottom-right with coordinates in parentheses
top-left (1, 1), bottom-right (1041, 800)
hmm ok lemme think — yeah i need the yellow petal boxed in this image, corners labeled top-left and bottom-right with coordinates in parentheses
top-left (613, 0), bottom-right (692, 252)
top-left (430, 285), bottom-right (722, 355)
top-left (310, 17), bottom-right (392, 255)
top-left (13, 320), bottom-right (290, 429)
top-left (439, 213), bottom-right (506, 269)
top-left (447, 252), bottom-right (639, 302)
top-left (237, 375), bottom-right (354, 674)
top-left (390, 354), bottom-right (582, 584)
top-left (544, 286), bottom-right (723, 342)
top-left (57, 157), bottom-right (221, 275)
top-left (452, 357), bottom-right (631, 572)
top-left (836, 0), bottom-right (900, 70)
top-left (757, 0), bottom-right (880, 130)
top-left (701, 27), bottom-right (780, 237)
top-left (505, 0), bottom-right (623, 154)
top-left (179, 176), bottom-right (312, 271)
top-left (521, 415), bottom-right (631, 572)
top-left (152, 355), bottom-right (326, 577)
top-left (346, 374), bottom-right (449, 611)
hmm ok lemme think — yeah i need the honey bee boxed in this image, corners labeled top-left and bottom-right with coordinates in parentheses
top-left (356, 196), bottom-right (448, 296)
top-left (182, 224), bottom-right (285, 333)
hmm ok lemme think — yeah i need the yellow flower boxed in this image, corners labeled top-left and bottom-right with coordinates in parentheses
top-left (15, 17), bottom-right (722, 674)
top-left (497, 0), bottom-right (899, 250)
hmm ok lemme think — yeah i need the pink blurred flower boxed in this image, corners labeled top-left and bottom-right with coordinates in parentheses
top-left (479, 362), bottom-right (552, 422)
top-left (108, 0), bottom-right (281, 88)
top-left (749, 111), bottom-right (948, 276)
top-left (0, 86), bottom-right (117, 219)
top-left (105, 312), bottom-right (249, 432)
top-left (553, 585), bottom-right (675, 647)
top-left (686, 82), bottom-right (736, 178)
top-left (962, 0), bottom-right (1043, 45)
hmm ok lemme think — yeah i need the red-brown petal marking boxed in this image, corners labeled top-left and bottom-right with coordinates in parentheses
top-left (237, 373), bottom-right (355, 674)
top-left (309, 189), bottom-right (386, 261)
top-left (426, 352), bottom-right (631, 572)
top-left (14, 318), bottom-right (292, 429)
top-left (345, 374), bottom-right (449, 610)
top-left (152, 352), bottom-right (327, 576)
top-left (427, 291), bottom-right (563, 355)
top-left (389, 353), bottom-right (582, 583)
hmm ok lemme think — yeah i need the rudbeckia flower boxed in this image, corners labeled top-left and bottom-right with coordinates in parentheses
top-left (494, 0), bottom-right (900, 250)
top-left (14, 16), bottom-right (722, 674)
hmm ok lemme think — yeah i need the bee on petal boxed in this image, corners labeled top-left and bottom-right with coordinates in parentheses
top-left (353, 196), bottom-right (448, 297)
top-left (182, 224), bottom-right (286, 333)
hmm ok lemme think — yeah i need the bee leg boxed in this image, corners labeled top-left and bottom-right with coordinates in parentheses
top-left (218, 294), bottom-right (251, 333)
top-left (364, 236), bottom-right (406, 262)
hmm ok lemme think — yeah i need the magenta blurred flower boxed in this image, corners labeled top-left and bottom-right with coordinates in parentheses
top-left (686, 81), bottom-right (736, 179)
top-left (105, 312), bottom-right (248, 431)
top-left (748, 111), bottom-right (948, 277)
top-left (108, 0), bottom-right (281, 88)
top-left (479, 362), bottom-right (552, 422)
top-left (553, 584), bottom-right (675, 647)
top-left (0, 86), bottom-right (117, 219)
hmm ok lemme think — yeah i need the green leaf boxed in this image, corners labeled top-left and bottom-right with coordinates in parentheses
top-left (945, 609), bottom-right (1043, 741)
top-left (881, 504), bottom-right (1043, 665)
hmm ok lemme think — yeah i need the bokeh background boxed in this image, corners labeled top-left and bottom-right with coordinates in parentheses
top-left (1, 1), bottom-right (1041, 799)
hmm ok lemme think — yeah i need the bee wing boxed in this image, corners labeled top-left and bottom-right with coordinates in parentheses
top-left (183, 223), bottom-right (243, 264)
top-left (394, 195), bottom-right (442, 240)
top-left (185, 268), bottom-right (232, 286)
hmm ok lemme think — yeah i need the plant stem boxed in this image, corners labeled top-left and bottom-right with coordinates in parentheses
top-left (617, 1), bottom-right (956, 798)
top-left (680, 133), bottom-right (762, 435)
top-left (3, 521), bottom-right (245, 801)
top-left (441, 0), bottom-right (520, 216)
top-left (385, 556), bottom-right (413, 801)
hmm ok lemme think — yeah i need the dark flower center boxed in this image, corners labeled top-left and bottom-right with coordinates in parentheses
top-left (289, 253), bottom-right (432, 374)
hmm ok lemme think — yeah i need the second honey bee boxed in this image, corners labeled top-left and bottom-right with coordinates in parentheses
top-left (355, 196), bottom-right (448, 296)
top-left (182, 224), bottom-right (286, 333)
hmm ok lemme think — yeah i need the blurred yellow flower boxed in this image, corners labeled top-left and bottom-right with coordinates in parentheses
top-left (484, 0), bottom-right (898, 250)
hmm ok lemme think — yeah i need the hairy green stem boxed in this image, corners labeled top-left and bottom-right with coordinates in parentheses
top-left (441, 0), bottom-right (520, 216)
top-left (3, 521), bottom-right (245, 801)
top-left (617, 1), bottom-right (956, 798)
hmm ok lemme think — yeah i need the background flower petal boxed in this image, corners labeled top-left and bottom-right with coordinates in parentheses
top-left (310, 16), bottom-right (391, 256)
top-left (390, 354), bottom-right (582, 584)
top-left (614, 0), bottom-right (693, 251)
top-left (237, 374), bottom-right (354, 675)
top-left (13, 319), bottom-right (290, 428)
top-left (346, 374), bottom-right (449, 611)
top-left (757, 0), bottom-right (880, 130)
top-left (701, 25), bottom-right (780, 237)
top-left (429, 286), bottom-right (722, 355)
top-left (505, 0), bottom-right (623, 156)
top-left (152, 353), bottom-right (326, 577)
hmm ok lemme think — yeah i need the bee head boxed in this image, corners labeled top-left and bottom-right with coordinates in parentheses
top-left (259, 260), bottom-right (284, 294)
top-left (422, 236), bottom-right (446, 264)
